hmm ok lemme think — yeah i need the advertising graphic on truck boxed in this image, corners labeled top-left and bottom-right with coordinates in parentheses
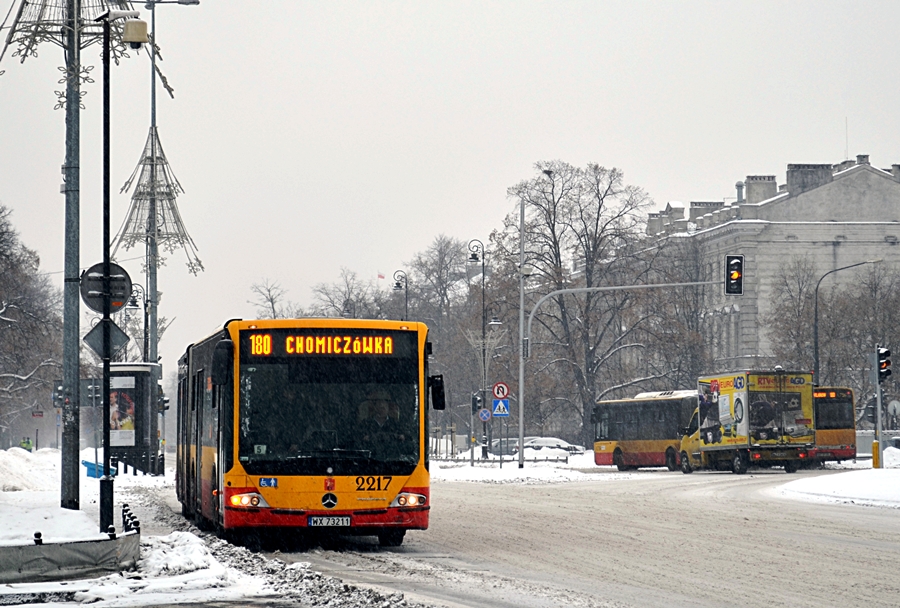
top-left (681, 369), bottom-right (814, 474)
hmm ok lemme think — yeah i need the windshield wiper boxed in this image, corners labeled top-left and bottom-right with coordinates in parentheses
top-left (289, 448), bottom-right (373, 459)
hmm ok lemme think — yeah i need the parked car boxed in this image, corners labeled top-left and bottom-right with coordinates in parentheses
top-left (512, 437), bottom-right (584, 454)
top-left (490, 438), bottom-right (518, 456)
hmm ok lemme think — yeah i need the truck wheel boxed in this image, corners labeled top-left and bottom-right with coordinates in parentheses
top-left (732, 452), bottom-right (747, 474)
top-left (666, 449), bottom-right (678, 472)
top-left (680, 451), bottom-right (693, 474)
top-left (784, 460), bottom-right (800, 473)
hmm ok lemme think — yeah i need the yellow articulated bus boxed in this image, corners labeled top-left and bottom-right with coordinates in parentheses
top-left (809, 387), bottom-right (856, 465)
top-left (592, 391), bottom-right (697, 471)
top-left (176, 318), bottom-right (446, 547)
top-left (680, 369), bottom-right (814, 474)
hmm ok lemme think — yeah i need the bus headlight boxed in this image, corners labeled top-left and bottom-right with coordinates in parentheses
top-left (229, 492), bottom-right (270, 508)
top-left (390, 492), bottom-right (427, 508)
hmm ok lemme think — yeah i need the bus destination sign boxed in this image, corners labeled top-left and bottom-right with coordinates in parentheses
top-left (244, 332), bottom-right (399, 357)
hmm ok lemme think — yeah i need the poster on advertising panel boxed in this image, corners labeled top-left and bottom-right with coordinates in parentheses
top-left (110, 376), bottom-right (136, 447)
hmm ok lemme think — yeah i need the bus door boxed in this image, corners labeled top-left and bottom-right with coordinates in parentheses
top-left (189, 367), bottom-right (203, 515)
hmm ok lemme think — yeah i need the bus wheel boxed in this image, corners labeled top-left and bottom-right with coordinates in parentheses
top-left (614, 450), bottom-right (628, 472)
top-left (732, 451), bottom-right (747, 474)
top-left (666, 450), bottom-right (678, 472)
top-left (680, 451), bottom-right (693, 474)
top-left (784, 460), bottom-right (800, 473)
top-left (378, 529), bottom-right (406, 547)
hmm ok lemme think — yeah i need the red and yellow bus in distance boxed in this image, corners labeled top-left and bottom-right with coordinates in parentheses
top-left (176, 318), bottom-right (446, 547)
top-left (592, 391), bottom-right (697, 471)
top-left (810, 387), bottom-right (856, 464)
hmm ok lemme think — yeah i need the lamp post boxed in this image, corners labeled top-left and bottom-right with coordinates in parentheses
top-left (517, 170), bottom-right (550, 468)
top-left (142, 0), bottom-right (198, 481)
top-left (95, 8), bottom-right (147, 533)
top-left (125, 284), bottom-right (149, 362)
top-left (393, 270), bottom-right (408, 320)
top-left (813, 260), bottom-right (880, 386)
top-left (468, 239), bottom-right (489, 458)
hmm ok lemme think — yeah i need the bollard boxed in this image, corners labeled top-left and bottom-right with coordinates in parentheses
top-left (132, 520), bottom-right (140, 533)
top-left (107, 525), bottom-right (116, 540)
top-left (33, 532), bottom-right (42, 545)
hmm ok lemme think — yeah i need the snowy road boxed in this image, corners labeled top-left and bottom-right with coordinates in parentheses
top-left (273, 467), bottom-right (900, 608)
top-left (5, 449), bottom-right (900, 607)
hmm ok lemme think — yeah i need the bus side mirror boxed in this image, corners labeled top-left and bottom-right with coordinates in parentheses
top-left (211, 339), bottom-right (234, 386)
top-left (429, 374), bottom-right (446, 410)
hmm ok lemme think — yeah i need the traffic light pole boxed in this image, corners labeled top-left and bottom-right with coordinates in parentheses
top-left (876, 380), bottom-right (883, 469)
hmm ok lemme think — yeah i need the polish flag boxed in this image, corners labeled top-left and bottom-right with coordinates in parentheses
top-left (377, 272), bottom-right (385, 280)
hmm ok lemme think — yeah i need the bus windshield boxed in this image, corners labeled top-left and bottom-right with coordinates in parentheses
top-left (237, 338), bottom-right (420, 476)
top-left (814, 394), bottom-right (854, 430)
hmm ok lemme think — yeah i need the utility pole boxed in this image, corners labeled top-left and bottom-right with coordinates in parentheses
top-left (60, 0), bottom-right (81, 511)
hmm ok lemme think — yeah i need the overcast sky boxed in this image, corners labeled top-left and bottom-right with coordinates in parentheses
top-left (2, 1), bottom-right (900, 376)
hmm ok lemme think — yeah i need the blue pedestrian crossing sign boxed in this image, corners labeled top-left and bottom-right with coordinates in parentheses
top-left (492, 399), bottom-right (510, 417)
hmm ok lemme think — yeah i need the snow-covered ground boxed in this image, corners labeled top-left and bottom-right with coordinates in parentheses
top-left (0, 445), bottom-right (898, 606)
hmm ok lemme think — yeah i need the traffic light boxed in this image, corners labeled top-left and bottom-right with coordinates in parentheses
top-left (51, 383), bottom-right (64, 406)
top-left (471, 392), bottom-right (482, 414)
top-left (878, 346), bottom-right (891, 383)
top-left (725, 255), bottom-right (744, 295)
top-left (865, 400), bottom-right (877, 424)
top-left (158, 386), bottom-right (170, 412)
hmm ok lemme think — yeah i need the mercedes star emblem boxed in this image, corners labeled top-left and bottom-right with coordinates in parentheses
top-left (322, 493), bottom-right (338, 509)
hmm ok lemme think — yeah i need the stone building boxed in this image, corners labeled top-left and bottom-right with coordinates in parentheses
top-left (648, 154), bottom-right (900, 370)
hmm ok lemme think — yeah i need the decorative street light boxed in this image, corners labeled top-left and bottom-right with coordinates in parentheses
top-left (813, 259), bottom-right (881, 385)
top-left (393, 270), bottom-right (408, 320)
top-left (95, 8), bottom-right (148, 534)
top-left (125, 284), bottom-right (150, 362)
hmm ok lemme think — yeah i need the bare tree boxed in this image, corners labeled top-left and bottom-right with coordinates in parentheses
top-left (0, 205), bottom-right (63, 447)
top-left (310, 267), bottom-right (380, 318)
top-left (764, 255), bottom-right (818, 368)
top-left (502, 161), bottom-right (653, 446)
top-left (249, 278), bottom-right (288, 319)
top-left (408, 234), bottom-right (468, 326)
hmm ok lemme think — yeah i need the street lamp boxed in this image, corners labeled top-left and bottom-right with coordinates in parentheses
top-left (813, 259), bottom-right (881, 385)
top-left (95, 8), bottom-right (148, 534)
top-left (125, 284), bottom-right (150, 362)
top-left (517, 170), bottom-right (551, 467)
top-left (393, 270), bottom-right (408, 320)
top-left (141, 0), bottom-right (199, 480)
top-left (468, 239), bottom-right (490, 457)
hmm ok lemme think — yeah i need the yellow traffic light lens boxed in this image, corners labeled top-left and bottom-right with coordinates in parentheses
top-left (730, 271), bottom-right (741, 280)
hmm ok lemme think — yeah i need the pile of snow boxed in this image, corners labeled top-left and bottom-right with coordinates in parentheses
top-left (0, 447), bottom-right (59, 492)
